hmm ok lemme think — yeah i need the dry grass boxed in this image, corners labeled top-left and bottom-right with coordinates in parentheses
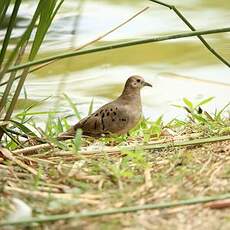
top-left (0, 135), bottom-right (229, 229)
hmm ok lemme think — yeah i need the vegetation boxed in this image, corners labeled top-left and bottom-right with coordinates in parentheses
top-left (0, 95), bottom-right (229, 228)
top-left (0, 0), bottom-right (230, 229)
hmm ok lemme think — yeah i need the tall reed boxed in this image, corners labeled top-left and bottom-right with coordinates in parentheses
top-left (0, 0), bottom-right (64, 140)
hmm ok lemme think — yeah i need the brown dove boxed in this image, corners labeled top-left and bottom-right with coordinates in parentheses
top-left (58, 76), bottom-right (152, 140)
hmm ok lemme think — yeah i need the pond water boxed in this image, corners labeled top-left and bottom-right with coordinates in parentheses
top-left (2, 0), bottom-right (230, 121)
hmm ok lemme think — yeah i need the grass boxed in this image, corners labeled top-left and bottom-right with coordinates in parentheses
top-left (0, 2), bottom-right (230, 227)
top-left (0, 0), bottom-right (64, 139)
top-left (1, 96), bottom-right (230, 150)
top-left (0, 96), bottom-right (229, 228)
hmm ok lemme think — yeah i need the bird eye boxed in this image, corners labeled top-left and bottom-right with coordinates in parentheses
top-left (136, 79), bottom-right (141, 82)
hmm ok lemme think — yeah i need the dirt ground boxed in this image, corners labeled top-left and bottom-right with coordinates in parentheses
top-left (0, 139), bottom-right (229, 229)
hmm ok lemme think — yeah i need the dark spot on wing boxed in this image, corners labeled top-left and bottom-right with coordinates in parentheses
top-left (112, 118), bottom-right (115, 122)
top-left (95, 113), bottom-right (98, 117)
top-left (100, 110), bottom-right (103, 114)
top-left (101, 117), bottom-right (105, 130)
top-left (107, 112), bottom-right (110, 116)
top-left (122, 118), bottom-right (126, 122)
top-left (113, 112), bottom-right (117, 116)
top-left (110, 108), bottom-right (113, 111)
top-left (102, 113), bottom-right (105, 118)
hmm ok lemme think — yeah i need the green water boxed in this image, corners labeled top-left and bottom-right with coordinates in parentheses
top-left (1, 0), bottom-right (230, 120)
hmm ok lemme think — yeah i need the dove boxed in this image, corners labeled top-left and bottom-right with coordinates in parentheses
top-left (58, 75), bottom-right (152, 140)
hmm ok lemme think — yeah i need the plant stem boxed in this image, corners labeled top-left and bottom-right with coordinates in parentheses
top-left (12, 135), bottom-right (230, 155)
top-left (0, 43), bottom-right (27, 114)
top-left (0, 1), bottom-right (11, 30)
top-left (144, 135), bottom-right (230, 150)
top-left (0, 0), bottom-right (22, 68)
top-left (0, 6), bottom-right (149, 86)
top-left (1, 193), bottom-right (230, 226)
top-left (149, 0), bottom-right (230, 68)
top-left (6, 26), bottom-right (230, 74)
top-left (29, 6), bottom-right (149, 73)
top-left (0, 67), bottom-right (29, 139)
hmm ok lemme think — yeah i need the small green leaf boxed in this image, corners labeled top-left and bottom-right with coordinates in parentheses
top-left (216, 102), bottom-right (230, 120)
top-left (155, 115), bottom-right (163, 126)
top-left (88, 98), bottom-right (94, 115)
top-left (64, 94), bottom-right (81, 120)
top-left (193, 114), bottom-right (207, 123)
top-left (73, 128), bottom-right (82, 153)
top-left (196, 97), bottom-right (214, 107)
top-left (10, 119), bottom-right (38, 137)
top-left (183, 98), bottom-right (193, 110)
top-left (171, 104), bottom-right (184, 109)
top-left (57, 117), bottom-right (63, 133)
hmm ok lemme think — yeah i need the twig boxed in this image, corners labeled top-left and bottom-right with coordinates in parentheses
top-left (6, 27), bottom-right (230, 73)
top-left (149, 0), bottom-right (230, 68)
top-left (1, 193), bottom-right (230, 226)
top-left (204, 199), bottom-right (230, 209)
top-left (0, 7), bottom-right (149, 87)
top-left (4, 186), bottom-right (101, 204)
top-left (12, 135), bottom-right (230, 156)
top-left (0, 147), bottom-right (44, 179)
top-left (144, 168), bottom-right (153, 188)
top-left (12, 143), bottom-right (55, 155)
top-left (29, 6), bottom-right (149, 72)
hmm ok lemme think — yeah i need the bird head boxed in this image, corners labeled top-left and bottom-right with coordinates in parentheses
top-left (125, 75), bottom-right (152, 90)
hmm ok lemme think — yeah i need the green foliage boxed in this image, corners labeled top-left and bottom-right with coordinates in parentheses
top-left (96, 148), bottom-right (149, 187)
top-left (0, 0), bottom-right (64, 140)
top-left (0, 0), bottom-right (21, 67)
top-left (143, 115), bottom-right (163, 142)
top-left (1, 94), bottom-right (229, 151)
top-left (64, 94), bottom-right (82, 120)
top-left (171, 97), bottom-right (230, 136)
top-left (72, 129), bottom-right (82, 153)
top-left (88, 98), bottom-right (94, 115)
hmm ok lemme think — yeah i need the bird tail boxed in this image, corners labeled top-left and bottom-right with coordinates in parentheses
top-left (57, 127), bottom-right (76, 141)
top-left (57, 117), bottom-right (88, 140)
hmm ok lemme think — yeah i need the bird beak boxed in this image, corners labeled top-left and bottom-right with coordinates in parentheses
top-left (143, 81), bottom-right (152, 87)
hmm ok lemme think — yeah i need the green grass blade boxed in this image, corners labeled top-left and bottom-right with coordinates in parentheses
top-left (0, 0), bottom-right (22, 67)
top-left (3, 128), bottom-right (23, 147)
top-left (45, 113), bottom-right (53, 136)
top-left (29, 0), bottom-right (64, 60)
top-left (73, 128), bottom-right (82, 153)
top-left (57, 117), bottom-right (63, 133)
top-left (10, 119), bottom-right (38, 137)
top-left (0, 0), bottom-right (63, 140)
top-left (196, 97), bottom-right (214, 107)
top-left (3, 68), bottom-right (29, 121)
top-left (16, 110), bottom-right (66, 117)
top-left (5, 27), bottom-right (230, 74)
top-left (216, 102), bottom-right (230, 120)
top-left (0, 0), bottom-right (11, 28)
top-left (63, 94), bottom-right (81, 120)
top-left (193, 114), bottom-right (208, 123)
top-left (155, 115), bottom-right (163, 126)
top-left (29, 0), bottom-right (58, 60)
top-left (0, 0), bottom-right (42, 82)
top-left (183, 98), bottom-right (193, 110)
top-left (88, 98), bottom-right (94, 115)
top-left (0, 43), bottom-right (27, 114)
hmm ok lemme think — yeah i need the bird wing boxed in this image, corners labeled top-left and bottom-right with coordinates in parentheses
top-left (75, 101), bottom-right (130, 136)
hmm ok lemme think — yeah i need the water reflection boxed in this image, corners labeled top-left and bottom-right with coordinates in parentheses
top-left (2, 0), bottom-right (230, 120)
